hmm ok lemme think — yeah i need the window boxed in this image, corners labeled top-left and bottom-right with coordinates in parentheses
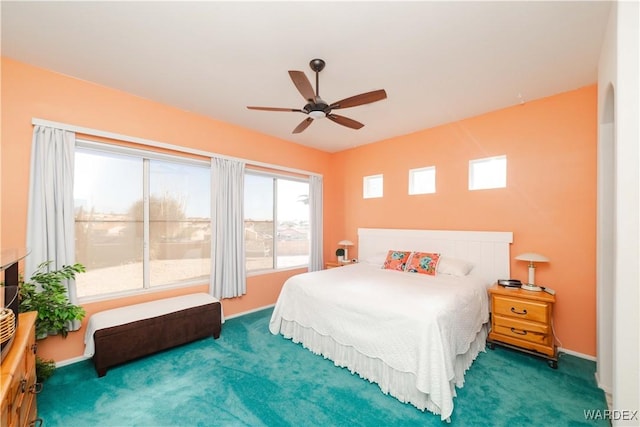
top-left (244, 172), bottom-right (310, 272)
top-left (469, 155), bottom-right (507, 190)
top-left (409, 166), bottom-right (436, 195)
top-left (74, 143), bottom-right (211, 299)
top-left (363, 174), bottom-right (383, 198)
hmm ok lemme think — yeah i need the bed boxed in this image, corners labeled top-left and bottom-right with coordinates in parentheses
top-left (269, 228), bottom-right (513, 421)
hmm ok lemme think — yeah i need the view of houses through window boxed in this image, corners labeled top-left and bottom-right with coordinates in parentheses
top-left (74, 146), bottom-right (211, 299)
top-left (73, 144), bottom-right (310, 300)
top-left (244, 172), bottom-right (310, 272)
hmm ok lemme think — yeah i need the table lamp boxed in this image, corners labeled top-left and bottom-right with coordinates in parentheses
top-left (338, 240), bottom-right (354, 262)
top-left (514, 252), bottom-right (549, 291)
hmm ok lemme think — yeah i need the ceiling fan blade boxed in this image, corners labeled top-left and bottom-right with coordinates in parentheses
top-left (329, 89), bottom-right (387, 110)
top-left (326, 114), bottom-right (364, 130)
top-left (288, 71), bottom-right (316, 102)
top-left (247, 106), bottom-right (305, 113)
top-left (292, 117), bottom-right (313, 134)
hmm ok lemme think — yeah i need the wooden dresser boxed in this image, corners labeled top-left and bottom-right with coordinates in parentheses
top-left (1, 311), bottom-right (41, 427)
top-left (487, 285), bottom-right (558, 368)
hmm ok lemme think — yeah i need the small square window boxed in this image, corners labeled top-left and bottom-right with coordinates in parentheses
top-left (363, 174), bottom-right (383, 199)
top-left (409, 166), bottom-right (436, 195)
top-left (469, 155), bottom-right (507, 190)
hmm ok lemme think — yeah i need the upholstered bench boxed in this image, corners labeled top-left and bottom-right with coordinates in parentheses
top-left (84, 293), bottom-right (222, 377)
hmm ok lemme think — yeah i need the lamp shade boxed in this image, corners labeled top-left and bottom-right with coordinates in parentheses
top-left (514, 253), bottom-right (549, 263)
top-left (514, 252), bottom-right (549, 290)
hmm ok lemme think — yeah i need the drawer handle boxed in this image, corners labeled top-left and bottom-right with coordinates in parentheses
top-left (30, 382), bottom-right (44, 394)
top-left (30, 418), bottom-right (44, 427)
top-left (510, 307), bottom-right (527, 315)
top-left (510, 327), bottom-right (528, 336)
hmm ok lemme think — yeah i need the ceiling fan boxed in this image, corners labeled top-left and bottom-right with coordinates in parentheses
top-left (247, 58), bottom-right (387, 134)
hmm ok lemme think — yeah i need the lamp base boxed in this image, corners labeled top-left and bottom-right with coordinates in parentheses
top-left (521, 283), bottom-right (542, 292)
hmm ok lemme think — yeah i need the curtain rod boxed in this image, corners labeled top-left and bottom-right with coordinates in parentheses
top-left (32, 118), bottom-right (322, 178)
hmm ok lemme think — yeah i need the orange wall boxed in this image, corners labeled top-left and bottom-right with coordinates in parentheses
top-left (329, 85), bottom-right (597, 356)
top-left (1, 57), bottom-right (597, 361)
top-left (0, 57), bottom-right (335, 361)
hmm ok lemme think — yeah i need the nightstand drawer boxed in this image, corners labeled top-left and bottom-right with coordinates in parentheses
top-left (493, 314), bottom-right (549, 345)
top-left (492, 295), bottom-right (549, 323)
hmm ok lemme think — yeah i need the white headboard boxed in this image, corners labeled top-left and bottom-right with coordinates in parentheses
top-left (358, 228), bottom-right (513, 286)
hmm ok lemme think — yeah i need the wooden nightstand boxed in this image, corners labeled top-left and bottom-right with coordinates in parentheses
top-left (487, 284), bottom-right (558, 368)
top-left (325, 261), bottom-right (352, 269)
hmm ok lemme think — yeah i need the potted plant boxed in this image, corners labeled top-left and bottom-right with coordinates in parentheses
top-left (35, 356), bottom-right (57, 382)
top-left (19, 261), bottom-right (86, 339)
top-left (335, 248), bottom-right (345, 263)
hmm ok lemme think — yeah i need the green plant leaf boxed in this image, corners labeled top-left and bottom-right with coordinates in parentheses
top-left (18, 260), bottom-right (86, 338)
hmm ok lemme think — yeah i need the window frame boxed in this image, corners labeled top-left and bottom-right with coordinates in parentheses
top-left (74, 140), bottom-right (211, 302)
top-left (408, 166), bottom-right (436, 195)
top-left (244, 169), bottom-right (310, 275)
top-left (363, 174), bottom-right (384, 199)
top-left (468, 155), bottom-right (507, 191)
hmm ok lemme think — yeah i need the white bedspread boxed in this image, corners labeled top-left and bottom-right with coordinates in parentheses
top-left (269, 263), bottom-right (489, 420)
top-left (84, 293), bottom-right (220, 357)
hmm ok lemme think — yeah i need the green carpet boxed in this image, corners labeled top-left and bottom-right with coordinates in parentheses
top-left (38, 308), bottom-right (608, 426)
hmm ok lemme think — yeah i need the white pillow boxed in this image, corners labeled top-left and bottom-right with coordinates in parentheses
top-left (361, 251), bottom-right (389, 266)
top-left (437, 256), bottom-right (474, 276)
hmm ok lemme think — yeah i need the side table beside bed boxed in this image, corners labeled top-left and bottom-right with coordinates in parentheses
top-left (487, 284), bottom-right (558, 368)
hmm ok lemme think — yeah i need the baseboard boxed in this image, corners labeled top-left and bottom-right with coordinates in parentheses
top-left (225, 304), bottom-right (276, 320)
top-left (557, 349), bottom-right (613, 395)
top-left (594, 372), bottom-right (613, 394)
top-left (55, 355), bottom-right (91, 368)
top-left (558, 347), bottom-right (596, 361)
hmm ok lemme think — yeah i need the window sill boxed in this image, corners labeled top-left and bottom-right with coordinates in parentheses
top-left (247, 265), bottom-right (308, 277)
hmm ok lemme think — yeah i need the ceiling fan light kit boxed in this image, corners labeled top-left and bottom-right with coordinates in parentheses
top-left (247, 58), bottom-right (387, 134)
top-left (308, 110), bottom-right (326, 120)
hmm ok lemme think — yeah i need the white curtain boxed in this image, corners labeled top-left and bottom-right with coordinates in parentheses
top-left (308, 175), bottom-right (323, 271)
top-left (25, 126), bottom-right (79, 314)
top-left (210, 157), bottom-right (246, 298)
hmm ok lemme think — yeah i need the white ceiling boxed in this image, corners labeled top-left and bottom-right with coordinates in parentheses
top-left (1, 1), bottom-right (611, 153)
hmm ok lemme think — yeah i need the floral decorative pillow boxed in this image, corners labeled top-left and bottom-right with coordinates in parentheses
top-left (406, 252), bottom-right (441, 276)
top-left (382, 250), bottom-right (412, 271)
